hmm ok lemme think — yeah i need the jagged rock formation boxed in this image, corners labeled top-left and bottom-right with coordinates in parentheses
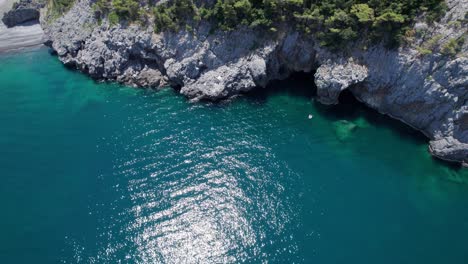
top-left (315, 59), bottom-right (368, 105)
top-left (42, 0), bottom-right (467, 166)
top-left (2, 0), bottom-right (42, 27)
top-left (0, 0), bottom-right (45, 53)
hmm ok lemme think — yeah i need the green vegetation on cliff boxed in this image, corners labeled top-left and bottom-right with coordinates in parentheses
top-left (91, 0), bottom-right (447, 49)
top-left (49, 0), bottom-right (75, 17)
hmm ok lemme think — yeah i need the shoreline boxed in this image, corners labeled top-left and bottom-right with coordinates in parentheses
top-left (0, 0), bottom-right (45, 53)
top-left (0, 0), bottom-right (17, 15)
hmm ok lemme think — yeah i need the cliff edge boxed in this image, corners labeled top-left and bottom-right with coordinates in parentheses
top-left (42, 0), bottom-right (467, 166)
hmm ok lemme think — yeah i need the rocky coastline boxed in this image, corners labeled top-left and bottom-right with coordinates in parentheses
top-left (34, 0), bottom-right (468, 166)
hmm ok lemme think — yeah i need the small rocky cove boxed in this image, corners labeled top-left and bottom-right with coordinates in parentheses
top-left (2, 0), bottom-right (467, 165)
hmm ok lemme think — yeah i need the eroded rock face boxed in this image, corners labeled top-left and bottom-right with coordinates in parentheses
top-left (42, 0), bottom-right (467, 165)
top-left (2, 0), bottom-right (42, 27)
top-left (430, 137), bottom-right (468, 166)
top-left (315, 59), bottom-right (368, 105)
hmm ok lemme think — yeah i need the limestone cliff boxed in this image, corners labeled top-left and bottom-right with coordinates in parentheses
top-left (42, 0), bottom-right (467, 166)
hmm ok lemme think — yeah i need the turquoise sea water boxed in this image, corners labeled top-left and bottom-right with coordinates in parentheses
top-left (1, 49), bottom-right (468, 263)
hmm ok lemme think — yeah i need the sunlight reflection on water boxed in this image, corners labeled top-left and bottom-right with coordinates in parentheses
top-left (85, 98), bottom-right (297, 263)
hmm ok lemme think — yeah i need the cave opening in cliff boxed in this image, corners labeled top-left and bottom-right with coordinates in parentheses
top-left (245, 71), bottom-right (317, 102)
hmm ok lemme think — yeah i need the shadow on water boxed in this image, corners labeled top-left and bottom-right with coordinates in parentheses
top-left (196, 71), bottom-right (317, 109)
top-left (245, 71), bottom-right (428, 147)
top-left (329, 91), bottom-right (465, 170)
top-left (332, 92), bottom-right (464, 171)
top-left (318, 88), bottom-right (428, 146)
top-left (244, 71), bottom-right (316, 103)
top-left (245, 72), bottom-right (466, 171)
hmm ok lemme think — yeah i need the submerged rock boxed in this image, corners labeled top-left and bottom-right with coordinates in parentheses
top-left (333, 120), bottom-right (358, 142)
top-left (354, 117), bottom-right (369, 129)
top-left (315, 59), bottom-right (368, 105)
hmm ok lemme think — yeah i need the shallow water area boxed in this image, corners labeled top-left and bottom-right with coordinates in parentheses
top-left (1, 49), bottom-right (467, 263)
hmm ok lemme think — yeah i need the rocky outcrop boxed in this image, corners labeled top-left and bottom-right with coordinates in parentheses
top-left (315, 59), bottom-right (368, 105)
top-left (42, 0), bottom-right (467, 166)
top-left (350, 45), bottom-right (468, 166)
top-left (0, 0), bottom-right (45, 53)
top-left (2, 0), bottom-right (42, 27)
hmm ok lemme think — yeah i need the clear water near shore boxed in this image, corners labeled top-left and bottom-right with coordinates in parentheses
top-left (1, 49), bottom-right (468, 263)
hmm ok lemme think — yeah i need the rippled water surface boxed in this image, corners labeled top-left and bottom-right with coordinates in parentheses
top-left (1, 49), bottom-right (468, 263)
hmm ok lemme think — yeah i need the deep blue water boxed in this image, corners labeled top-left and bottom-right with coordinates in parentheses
top-left (1, 49), bottom-right (468, 263)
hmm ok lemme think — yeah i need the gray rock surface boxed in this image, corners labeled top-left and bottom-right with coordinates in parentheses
top-left (42, 0), bottom-right (468, 165)
top-left (2, 0), bottom-right (41, 27)
top-left (315, 59), bottom-right (368, 105)
top-left (0, 0), bottom-right (44, 53)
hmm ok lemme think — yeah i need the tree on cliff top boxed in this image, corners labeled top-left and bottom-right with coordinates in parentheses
top-left (90, 0), bottom-right (447, 50)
